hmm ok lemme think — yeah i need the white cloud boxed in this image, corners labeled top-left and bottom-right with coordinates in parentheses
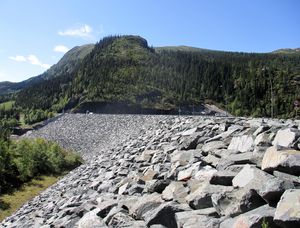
top-left (9, 54), bottom-right (50, 69)
top-left (9, 55), bottom-right (26, 62)
top-left (54, 45), bottom-right (69, 53)
top-left (58, 24), bottom-right (93, 38)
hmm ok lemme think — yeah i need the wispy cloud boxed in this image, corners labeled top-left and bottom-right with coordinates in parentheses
top-left (9, 55), bottom-right (26, 62)
top-left (9, 55), bottom-right (51, 69)
top-left (58, 24), bottom-right (93, 38)
top-left (54, 45), bottom-right (69, 53)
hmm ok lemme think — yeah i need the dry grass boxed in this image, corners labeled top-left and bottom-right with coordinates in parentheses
top-left (0, 175), bottom-right (61, 222)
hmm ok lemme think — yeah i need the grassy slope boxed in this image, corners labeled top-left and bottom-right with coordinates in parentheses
top-left (0, 175), bottom-right (62, 222)
top-left (0, 101), bottom-right (15, 111)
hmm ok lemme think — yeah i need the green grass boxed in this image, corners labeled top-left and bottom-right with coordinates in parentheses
top-left (0, 101), bottom-right (15, 111)
top-left (0, 175), bottom-right (62, 222)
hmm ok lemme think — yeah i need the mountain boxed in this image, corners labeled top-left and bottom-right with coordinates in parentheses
top-left (0, 44), bottom-right (94, 96)
top-left (4, 35), bottom-right (300, 118)
top-left (272, 48), bottom-right (300, 54)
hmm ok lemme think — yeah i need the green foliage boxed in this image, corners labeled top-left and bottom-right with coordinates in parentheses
top-left (14, 35), bottom-right (300, 117)
top-left (24, 109), bottom-right (53, 125)
top-left (0, 138), bottom-right (82, 193)
top-left (261, 218), bottom-right (269, 228)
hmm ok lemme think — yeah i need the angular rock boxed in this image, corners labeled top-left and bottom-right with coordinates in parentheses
top-left (232, 164), bottom-right (265, 188)
top-left (273, 170), bottom-right (300, 187)
top-left (180, 133), bottom-right (202, 150)
top-left (118, 182), bottom-right (129, 195)
top-left (220, 205), bottom-right (278, 228)
top-left (272, 128), bottom-right (299, 148)
top-left (253, 125), bottom-right (270, 136)
top-left (194, 165), bottom-right (217, 181)
top-left (144, 202), bottom-right (186, 228)
top-left (202, 141), bottom-right (226, 153)
top-left (186, 182), bottom-right (233, 209)
top-left (262, 146), bottom-right (300, 175)
top-left (217, 152), bottom-right (254, 171)
top-left (162, 181), bottom-right (188, 203)
top-left (129, 193), bottom-right (163, 220)
top-left (212, 188), bottom-right (266, 217)
top-left (179, 127), bottom-right (199, 136)
top-left (97, 199), bottom-right (118, 218)
top-left (210, 170), bottom-right (236, 186)
top-left (142, 169), bottom-right (158, 181)
top-left (228, 135), bottom-right (254, 152)
top-left (137, 150), bottom-right (158, 162)
top-left (177, 162), bottom-right (201, 181)
top-left (175, 207), bottom-right (218, 227)
top-left (146, 179), bottom-right (171, 193)
top-left (77, 208), bottom-right (107, 228)
top-left (177, 215), bottom-right (220, 228)
top-left (171, 150), bottom-right (195, 166)
top-left (232, 164), bottom-right (294, 205)
top-left (274, 189), bottom-right (300, 227)
top-left (254, 132), bottom-right (270, 146)
top-left (108, 211), bottom-right (136, 227)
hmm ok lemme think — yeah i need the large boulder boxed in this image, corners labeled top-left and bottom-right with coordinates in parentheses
top-left (186, 182), bottom-right (233, 209)
top-left (262, 146), bottom-right (300, 175)
top-left (212, 188), bottom-right (266, 217)
top-left (228, 135), bottom-right (254, 152)
top-left (202, 141), bottom-right (226, 153)
top-left (129, 193), bottom-right (163, 220)
top-left (175, 207), bottom-right (218, 227)
top-left (177, 162), bottom-right (201, 181)
top-left (144, 202), bottom-right (187, 228)
top-left (77, 208), bottom-right (107, 228)
top-left (162, 181), bottom-right (188, 203)
top-left (232, 164), bottom-right (294, 205)
top-left (272, 128), bottom-right (299, 148)
top-left (220, 205), bottom-right (279, 228)
top-left (108, 211), bottom-right (136, 227)
top-left (176, 214), bottom-right (220, 228)
top-left (210, 170), bottom-right (236, 186)
top-left (171, 150), bottom-right (195, 166)
top-left (274, 189), bottom-right (300, 227)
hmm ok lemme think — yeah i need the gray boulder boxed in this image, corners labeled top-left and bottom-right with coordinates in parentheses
top-left (262, 146), bottom-right (300, 175)
top-left (209, 170), bottom-right (236, 186)
top-left (144, 202), bottom-right (187, 228)
top-left (272, 128), bottom-right (299, 148)
top-left (228, 135), bottom-right (254, 152)
top-left (220, 205), bottom-right (279, 228)
top-left (212, 188), bottom-right (266, 217)
top-left (274, 189), bottom-right (300, 227)
top-left (77, 208), bottom-right (107, 228)
top-left (186, 182), bottom-right (233, 209)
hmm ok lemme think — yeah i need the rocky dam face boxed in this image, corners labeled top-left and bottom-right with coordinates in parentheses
top-left (1, 114), bottom-right (300, 228)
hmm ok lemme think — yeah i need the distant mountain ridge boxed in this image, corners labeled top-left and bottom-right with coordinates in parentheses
top-left (272, 48), bottom-right (300, 54)
top-left (0, 44), bottom-right (94, 95)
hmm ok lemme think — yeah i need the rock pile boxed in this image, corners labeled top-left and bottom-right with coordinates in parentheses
top-left (1, 114), bottom-right (300, 228)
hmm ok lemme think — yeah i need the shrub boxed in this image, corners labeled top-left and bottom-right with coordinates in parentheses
top-left (0, 138), bottom-right (82, 193)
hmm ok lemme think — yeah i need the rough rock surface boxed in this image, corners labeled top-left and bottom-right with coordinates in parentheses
top-left (1, 114), bottom-right (300, 228)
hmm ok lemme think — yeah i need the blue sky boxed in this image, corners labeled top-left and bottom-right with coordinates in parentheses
top-left (0, 0), bottom-right (299, 82)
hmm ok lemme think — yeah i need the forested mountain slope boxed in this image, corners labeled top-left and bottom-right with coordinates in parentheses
top-left (8, 35), bottom-right (300, 117)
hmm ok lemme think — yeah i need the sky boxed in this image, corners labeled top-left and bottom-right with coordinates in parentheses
top-left (0, 0), bottom-right (299, 82)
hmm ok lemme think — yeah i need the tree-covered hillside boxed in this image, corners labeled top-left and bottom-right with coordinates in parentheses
top-left (14, 35), bottom-right (300, 118)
